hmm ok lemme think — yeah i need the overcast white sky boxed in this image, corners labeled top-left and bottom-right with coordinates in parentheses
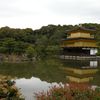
top-left (0, 0), bottom-right (100, 29)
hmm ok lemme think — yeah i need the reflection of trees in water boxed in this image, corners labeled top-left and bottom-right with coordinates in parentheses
top-left (0, 62), bottom-right (35, 78)
top-left (0, 59), bottom-right (99, 85)
top-left (0, 59), bottom-right (67, 83)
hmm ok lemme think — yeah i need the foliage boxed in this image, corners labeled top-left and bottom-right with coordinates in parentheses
top-left (0, 23), bottom-right (100, 59)
top-left (0, 75), bottom-right (24, 100)
top-left (35, 83), bottom-right (100, 100)
top-left (25, 46), bottom-right (36, 61)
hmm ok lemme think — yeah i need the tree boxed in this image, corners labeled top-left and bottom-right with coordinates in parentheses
top-left (25, 46), bottom-right (36, 61)
top-left (14, 41), bottom-right (28, 55)
top-left (2, 38), bottom-right (16, 54)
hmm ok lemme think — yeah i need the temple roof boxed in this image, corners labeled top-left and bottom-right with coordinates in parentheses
top-left (62, 37), bottom-right (95, 41)
top-left (66, 26), bottom-right (95, 33)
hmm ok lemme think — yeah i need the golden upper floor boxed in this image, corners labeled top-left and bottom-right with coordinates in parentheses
top-left (61, 39), bottom-right (97, 48)
top-left (67, 32), bottom-right (94, 39)
top-left (66, 27), bottom-right (95, 39)
top-left (61, 27), bottom-right (97, 48)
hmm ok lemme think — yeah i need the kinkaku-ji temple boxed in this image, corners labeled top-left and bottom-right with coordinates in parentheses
top-left (61, 26), bottom-right (98, 57)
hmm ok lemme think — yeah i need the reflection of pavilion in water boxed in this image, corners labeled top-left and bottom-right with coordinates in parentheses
top-left (62, 60), bottom-right (99, 83)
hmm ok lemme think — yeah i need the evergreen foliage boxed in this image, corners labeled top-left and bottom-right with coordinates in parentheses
top-left (0, 23), bottom-right (99, 60)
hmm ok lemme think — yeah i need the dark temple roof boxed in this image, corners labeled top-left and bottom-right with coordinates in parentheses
top-left (62, 37), bottom-right (95, 41)
top-left (66, 26), bottom-right (95, 33)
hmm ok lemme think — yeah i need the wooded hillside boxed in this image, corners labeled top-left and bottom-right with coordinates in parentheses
top-left (0, 23), bottom-right (100, 60)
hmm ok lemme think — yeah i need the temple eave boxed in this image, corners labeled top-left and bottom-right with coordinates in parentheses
top-left (61, 46), bottom-right (98, 48)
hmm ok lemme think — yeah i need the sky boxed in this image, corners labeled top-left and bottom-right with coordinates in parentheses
top-left (0, 0), bottom-right (100, 29)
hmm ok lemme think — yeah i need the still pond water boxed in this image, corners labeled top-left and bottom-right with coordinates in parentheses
top-left (0, 59), bottom-right (100, 100)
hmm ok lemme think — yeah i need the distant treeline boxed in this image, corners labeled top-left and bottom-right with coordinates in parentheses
top-left (0, 23), bottom-right (100, 60)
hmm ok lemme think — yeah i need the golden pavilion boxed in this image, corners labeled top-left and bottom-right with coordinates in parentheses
top-left (61, 26), bottom-right (97, 56)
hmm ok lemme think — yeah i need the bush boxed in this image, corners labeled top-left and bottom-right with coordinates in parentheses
top-left (0, 75), bottom-right (24, 100)
top-left (35, 83), bottom-right (100, 100)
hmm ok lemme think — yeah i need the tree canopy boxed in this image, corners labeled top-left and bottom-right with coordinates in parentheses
top-left (0, 23), bottom-right (100, 59)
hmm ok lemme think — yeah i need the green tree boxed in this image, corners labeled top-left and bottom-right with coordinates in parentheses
top-left (26, 46), bottom-right (36, 61)
top-left (14, 41), bottom-right (28, 55)
top-left (2, 38), bottom-right (16, 54)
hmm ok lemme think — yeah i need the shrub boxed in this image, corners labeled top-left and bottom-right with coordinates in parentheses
top-left (0, 75), bottom-right (24, 100)
top-left (35, 83), bottom-right (100, 100)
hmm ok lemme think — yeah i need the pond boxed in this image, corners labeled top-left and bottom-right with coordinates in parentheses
top-left (15, 77), bottom-right (60, 100)
top-left (0, 59), bottom-right (100, 100)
